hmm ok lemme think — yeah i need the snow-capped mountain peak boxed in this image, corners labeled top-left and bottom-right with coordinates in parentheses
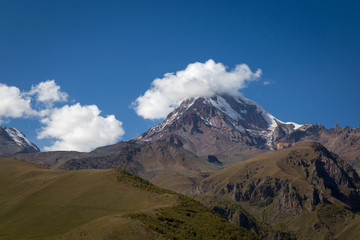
top-left (0, 127), bottom-right (40, 155)
top-left (4, 128), bottom-right (39, 150)
top-left (134, 94), bottom-right (304, 156)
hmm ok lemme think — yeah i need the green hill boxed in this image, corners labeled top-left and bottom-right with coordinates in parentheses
top-left (0, 157), bottom-right (257, 240)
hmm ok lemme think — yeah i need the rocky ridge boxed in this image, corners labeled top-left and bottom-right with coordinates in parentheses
top-left (194, 141), bottom-right (360, 239)
top-left (276, 124), bottom-right (360, 170)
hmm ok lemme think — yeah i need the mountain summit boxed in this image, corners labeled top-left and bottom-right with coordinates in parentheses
top-left (0, 127), bottom-right (40, 155)
top-left (133, 94), bottom-right (306, 161)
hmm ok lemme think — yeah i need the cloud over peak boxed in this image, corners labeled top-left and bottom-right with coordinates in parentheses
top-left (133, 59), bottom-right (262, 120)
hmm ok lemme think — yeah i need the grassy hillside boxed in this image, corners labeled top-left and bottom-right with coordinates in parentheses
top-left (13, 141), bottom-right (219, 193)
top-left (0, 157), bottom-right (257, 240)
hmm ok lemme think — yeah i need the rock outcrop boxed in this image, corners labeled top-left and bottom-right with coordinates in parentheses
top-left (194, 142), bottom-right (360, 239)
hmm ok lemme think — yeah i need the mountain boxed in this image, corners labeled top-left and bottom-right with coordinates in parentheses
top-left (0, 157), bottom-right (258, 240)
top-left (132, 94), bottom-right (305, 165)
top-left (11, 93), bottom-right (359, 196)
top-left (0, 127), bottom-right (39, 155)
top-left (194, 142), bottom-right (360, 239)
top-left (132, 94), bottom-right (360, 171)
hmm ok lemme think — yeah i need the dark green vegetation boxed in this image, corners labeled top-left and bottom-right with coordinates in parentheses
top-left (116, 168), bottom-right (259, 239)
top-left (131, 200), bottom-right (259, 240)
top-left (0, 157), bottom-right (256, 240)
top-left (116, 168), bottom-right (174, 195)
top-left (196, 196), bottom-right (297, 240)
top-left (195, 141), bottom-right (360, 239)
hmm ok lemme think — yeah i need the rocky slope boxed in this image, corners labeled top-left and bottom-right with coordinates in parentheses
top-left (276, 124), bottom-right (360, 170)
top-left (194, 142), bottom-right (360, 239)
top-left (13, 140), bottom-right (219, 192)
top-left (0, 127), bottom-right (39, 155)
top-left (59, 141), bottom-right (218, 192)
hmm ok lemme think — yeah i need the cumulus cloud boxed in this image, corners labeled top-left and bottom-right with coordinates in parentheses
top-left (0, 80), bottom-right (67, 121)
top-left (37, 103), bottom-right (125, 152)
top-left (133, 59), bottom-right (262, 119)
top-left (0, 83), bottom-right (35, 120)
top-left (29, 80), bottom-right (68, 105)
top-left (0, 80), bottom-right (124, 152)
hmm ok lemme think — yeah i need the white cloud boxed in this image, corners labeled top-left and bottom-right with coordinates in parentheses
top-left (37, 103), bottom-right (125, 152)
top-left (29, 80), bottom-right (68, 105)
top-left (133, 59), bottom-right (262, 119)
top-left (0, 80), bottom-right (125, 152)
top-left (0, 83), bottom-right (36, 120)
top-left (263, 81), bottom-right (271, 86)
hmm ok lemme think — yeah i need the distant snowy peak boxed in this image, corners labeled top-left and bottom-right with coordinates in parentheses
top-left (4, 128), bottom-right (38, 150)
top-left (1, 127), bottom-right (40, 153)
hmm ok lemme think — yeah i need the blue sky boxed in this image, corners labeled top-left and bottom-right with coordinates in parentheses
top-left (0, 0), bottom-right (359, 151)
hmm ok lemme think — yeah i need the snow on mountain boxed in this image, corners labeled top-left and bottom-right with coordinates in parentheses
top-left (4, 128), bottom-right (39, 151)
top-left (206, 94), bottom-right (303, 150)
top-left (134, 94), bottom-right (304, 156)
top-left (0, 127), bottom-right (40, 155)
